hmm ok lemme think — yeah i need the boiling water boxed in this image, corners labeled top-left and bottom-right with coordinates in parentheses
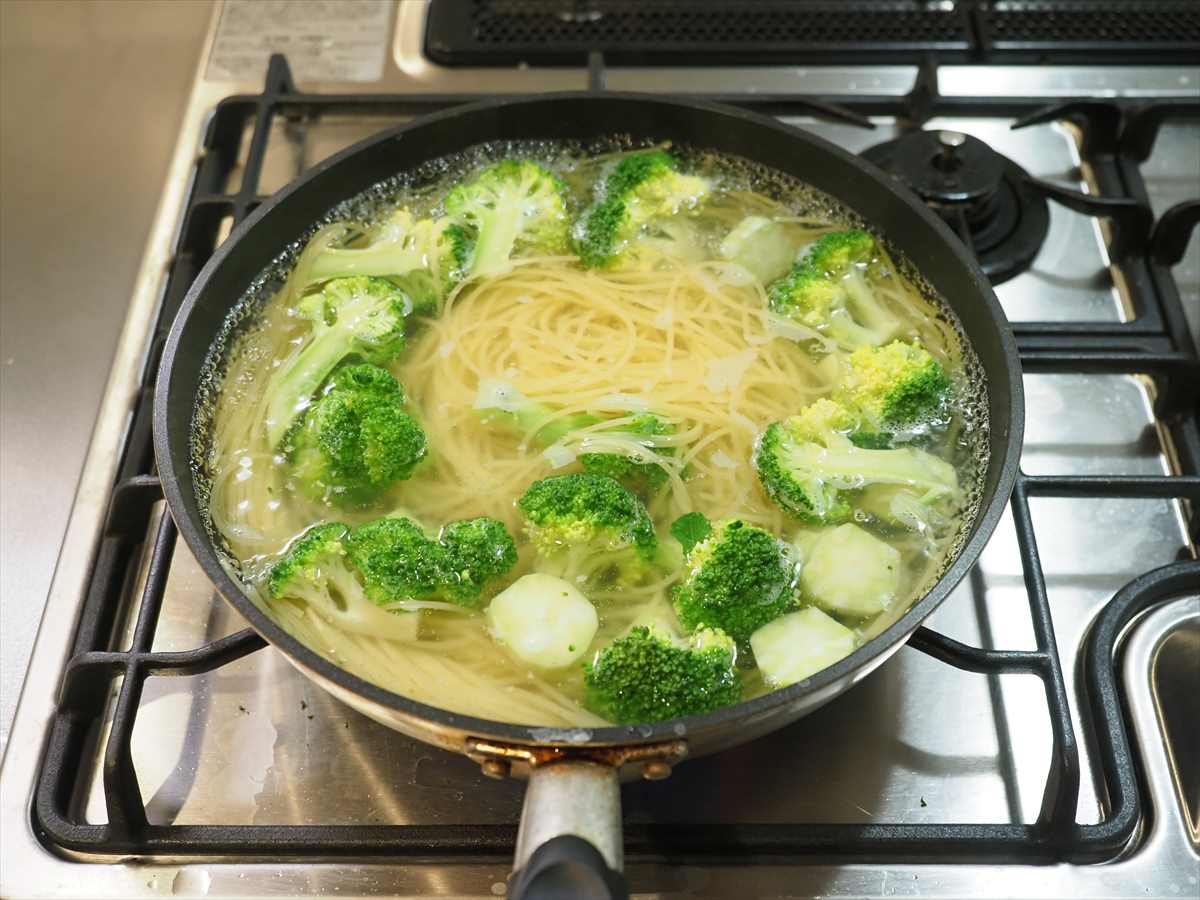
top-left (196, 142), bottom-right (988, 727)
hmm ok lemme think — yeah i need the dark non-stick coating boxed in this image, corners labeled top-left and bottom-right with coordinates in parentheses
top-left (153, 93), bottom-right (1023, 749)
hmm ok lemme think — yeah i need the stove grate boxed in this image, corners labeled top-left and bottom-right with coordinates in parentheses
top-left (32, 55), bottom-right (1200, 863)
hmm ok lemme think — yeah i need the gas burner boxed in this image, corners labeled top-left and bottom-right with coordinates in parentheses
top-left (861, 130), bottom-right (1049, 285)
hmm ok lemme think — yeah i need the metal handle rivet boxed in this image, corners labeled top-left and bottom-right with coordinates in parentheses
top-left (642, 761), bottom-right (672, 781)
top-left (481, 759), bottom-right (510, 780)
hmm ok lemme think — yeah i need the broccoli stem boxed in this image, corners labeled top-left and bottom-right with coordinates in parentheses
top-left (326, 565), bottom-right (366, 612)
top-left (481, 399), bottom-right (600, 446)
top-left (266, 325), bottom-right (350, 447)
top-left (470, 190), bottom-right (524, 275)
top-left (782, 441), bottom-right (958, 496)
top-left (840, 271), bottom-right (900, 346)
top-left (309, 244), bottom-right (424, 282)
top-left (828, 309), bottom-right (888, 350)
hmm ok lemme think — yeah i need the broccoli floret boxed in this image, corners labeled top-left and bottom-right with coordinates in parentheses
top-left (267, 522), bottom-right (361, 604)
top-left (266, 522), bottom-right (421, 641)
top-left (265, 277), bottom-right (410, 447)
top-left (754, 400), bottom-right (855, 524)
top-left (672, 519), bottom-right (800, 645)
top-left (838, 340), bottom-right (951, 438)
top-left (288, 364), bottom-right (426, 506)
top-left (438, 516), bottom-right (520, 605)
top-left (307, 210), bottom-right (470, 310)
top-left (345, 517), bottom-right (443, 602)
top-left (445, 159), bottom-right (571, 276)
top-left (583, 625), bottom-right (740, 723)
top-left (767, 229), bottom-right (901, 351)
top-left (346, 514), bottom-right (517, 609)
top-left (754, 397), bottom-right (960, 525)
top-left (517, 473), bottom-right (657, 560)
top-left (579, 413), bottom-right (676, 495)
top-left (577, 150), bottom-right (711, 268)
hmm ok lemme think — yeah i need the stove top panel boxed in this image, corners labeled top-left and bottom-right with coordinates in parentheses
top-left (2, 4), bottom-right (1197, 897)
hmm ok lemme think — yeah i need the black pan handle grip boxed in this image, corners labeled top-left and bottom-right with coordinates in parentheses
top-left (508, 760), bottom-right (627, 900)
top-left (508, 834), bottom-right (628, 900)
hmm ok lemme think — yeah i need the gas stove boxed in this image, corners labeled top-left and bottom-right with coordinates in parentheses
top-left (2, 2), bottom-right (1197, 898)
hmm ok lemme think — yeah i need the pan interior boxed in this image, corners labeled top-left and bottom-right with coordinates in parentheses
top-left (189, 135), bottom-right (991, 730)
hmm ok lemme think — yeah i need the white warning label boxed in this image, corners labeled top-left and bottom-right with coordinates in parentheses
top-left (206, 0), bottom-right (392, 84)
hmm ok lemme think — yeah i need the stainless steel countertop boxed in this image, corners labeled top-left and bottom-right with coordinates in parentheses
top-left (0, 0), bottom-right (214, 750)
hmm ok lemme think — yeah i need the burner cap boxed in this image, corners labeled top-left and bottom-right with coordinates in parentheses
top-left (862, 130), bottom-right (1050, 285)
top-left (882, 130), bottom-right (1006, 204)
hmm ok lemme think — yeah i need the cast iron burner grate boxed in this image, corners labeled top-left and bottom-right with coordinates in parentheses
top-left (862, 129), bottom-right (1050, 285)
top-left (30, 56), bottom-right (1200, 865)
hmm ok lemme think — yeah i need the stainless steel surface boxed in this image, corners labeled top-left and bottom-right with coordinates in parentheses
top-left (1151, 608), bottom-right (1200, 846)
top-left (0, 0), bottom-right (214, 751)
top-left (514, 762), bottom-right (623, 872)
top-left (2, 1), bottom-right (1198, 897)
top-left (1140, 122), bottom-right (1200, 348)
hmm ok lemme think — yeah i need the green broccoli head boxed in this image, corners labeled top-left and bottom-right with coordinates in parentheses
top-left (839, 340), bottom-right (951, 434)
top-left (288, 364), bottom-right (427, 506)
top-left (346, 516), bottom-right (445, 603)
top-left (577, 150), bottom-right (711, 268)
top-left (265, 276), bottom-right (411, 447)
top-left (346, 515), bottom-right (517, 608)
top-left (516, 473), bottom-right (658, 560)
top-left (578, 413), bottom-right (676, 494)
top-left (267, 522), bottom-right (361, 605)
top-left (754, 397), bottom-right (961, 524)
top-left (672, 519), bottom-right (800, 645)
top-left (767, 229), bottom-right (900, 351)
top-left (583, 624), bottom-right (740, 723)
top-left (807, 228), bottom-right (875, 275)
top-left (445, 159), bottom-right (571, 276)
top-left (438, 516), bottom-right (520, 605)
top-left (754, 399), bottom-right (856, 524)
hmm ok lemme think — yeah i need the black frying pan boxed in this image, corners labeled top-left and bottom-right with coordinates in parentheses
top-left (153, 93), bottom-right (1023, 900)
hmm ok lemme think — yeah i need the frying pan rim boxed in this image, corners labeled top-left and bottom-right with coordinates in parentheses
top-left (153, 90), bottom-right (1024, 748)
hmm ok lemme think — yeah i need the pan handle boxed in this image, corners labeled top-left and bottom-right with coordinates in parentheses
top-left (508, 760), bottom-right (627, 900)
